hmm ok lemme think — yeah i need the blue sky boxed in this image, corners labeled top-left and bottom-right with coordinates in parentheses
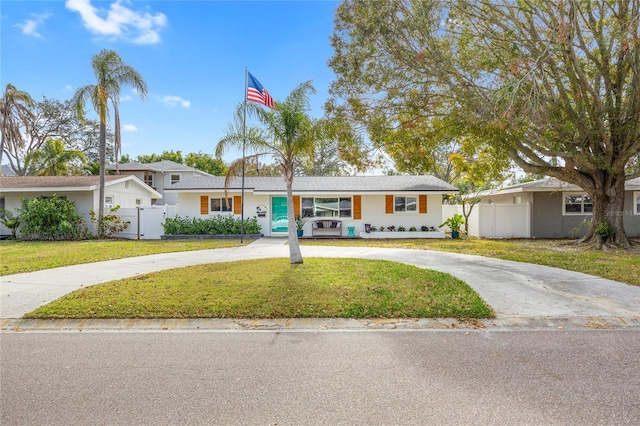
top-left (1, 0), bottom-right (340, 163)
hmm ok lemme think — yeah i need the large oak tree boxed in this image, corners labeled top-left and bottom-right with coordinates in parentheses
top-left (327, 0), bottom-right (640, 246)
top-left (2, 98), bottom-right (112, 176)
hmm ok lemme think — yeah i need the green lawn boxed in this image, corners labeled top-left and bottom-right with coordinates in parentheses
top-left (301, 238), bottom-right (640, 286)
top-left (7, 237), bottom-right (637, 320)
top-left (0, 239), bottom-right (251, 275)
top-left (24, 258), bottom-right (493, 320)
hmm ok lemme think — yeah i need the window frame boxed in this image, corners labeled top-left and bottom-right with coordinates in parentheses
top-left (562, 192), bottom-right (593, 215)
top-left (210, 197), bottom-right (233, 213)
top-left (301, 196), bottom-right (353, 218)
top-left (144, 173), bottom-right (154, 187)
top-left (394, 196), bottom-right (418, 213)
top-left (104, 196), bottom-right (114, 210)
top-left (0, 196), bottom-right (5, 219)
top-left (170, 173), bottom-right (181, 185)
top-left (634, 191), bottom-right (640, 216)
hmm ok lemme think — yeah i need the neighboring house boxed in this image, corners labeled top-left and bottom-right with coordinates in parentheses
top-left (166, 175), bottom-right (458, 237)
top-left (452, 177), bottom-right (640, 238)
top-left (106, 160), bottom-right (211, 205)
top-left (0, 175), bottom-right (161, 237)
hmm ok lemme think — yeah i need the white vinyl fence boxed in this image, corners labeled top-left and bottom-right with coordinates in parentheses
top-left (442, 202), bottom-right (531, 239)
top-left (114, 205), bottom-right (177, 240)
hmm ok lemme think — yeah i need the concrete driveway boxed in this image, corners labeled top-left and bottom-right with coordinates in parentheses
top-left (1, 238), bottom-right (639, 328)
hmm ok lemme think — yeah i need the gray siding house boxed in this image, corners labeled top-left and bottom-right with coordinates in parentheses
top-left (468, 177), bottom-right (640, 238)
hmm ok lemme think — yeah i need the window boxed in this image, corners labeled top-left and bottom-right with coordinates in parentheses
top-left (0, 196), bottom-right (5, 219)
top-left (210, 197), bottom-right (232, 212)
top-left (395, 196), bottom-right (417, 212)
top-left (170, 174), bottom-right (181, 185)
top-left (513, 196), bottom-right (522, 204)
top-left (635, 192), bottom-right (640, 215)
top-left (144, 173), bottom-right (154, 187)
top-left (105, 196), bottom-right (114, 210)
top-left (136, 199), bottom-right (142, 206)
top-left (563, 193), bottom-right (593, 215)
top-left (301, 197), bottom-right (352, 218)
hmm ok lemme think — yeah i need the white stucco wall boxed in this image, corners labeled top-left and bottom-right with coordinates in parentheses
top-left (104, 180), bottom-right (156, 210)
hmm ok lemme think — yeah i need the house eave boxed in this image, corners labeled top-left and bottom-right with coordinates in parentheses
top-left (167, 188), bottom-right (457, 195)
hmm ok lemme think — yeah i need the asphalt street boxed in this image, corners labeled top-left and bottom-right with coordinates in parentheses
top-left (2, 238), bottom-right (640, 425)
top-left (2, 329), bottom-right (639, 425)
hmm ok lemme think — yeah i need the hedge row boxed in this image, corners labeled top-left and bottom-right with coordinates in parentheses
top-left (162, 215), bottom-right (261, 235)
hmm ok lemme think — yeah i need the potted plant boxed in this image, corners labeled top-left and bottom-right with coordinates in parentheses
top-left (440, 213), bottom-right (465, 239)
top-left (295, 215), bottom-right (308, 237)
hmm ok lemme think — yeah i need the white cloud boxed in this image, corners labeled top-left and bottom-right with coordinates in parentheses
top-left (120, 94), bottom-right (133, 101)
top-left (123, 124), bottom-right (137, 132)
top-left (64, 85), bottom-right (73, 91)
top-left (65, 0), bottom-right (167, 45)
top-left (17, 13), bottom-right (51, 38)
top-left (162, 96), bottom-right (191, 109)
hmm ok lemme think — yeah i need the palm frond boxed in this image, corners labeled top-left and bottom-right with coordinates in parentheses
top-left (221, 154), bottom-right (264, 198)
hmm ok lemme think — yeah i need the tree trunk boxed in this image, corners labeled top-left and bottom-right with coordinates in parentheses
top-left (97, 120), bottom-right (106, 237)
top-left (285, 167), bottom-right (303, 264)
top-left (461, 200), bottom-right (475, 235)
top-left (579, 173), bottom-right (628, 248)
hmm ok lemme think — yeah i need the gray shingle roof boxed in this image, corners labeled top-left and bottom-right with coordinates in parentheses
top-left (106, 160), bottom-right (208, 174)
top-left (483, 176), bottom-right (640, 196)
top-left (0, 175), bottom-right (125, 190)
top-left (167, 175), bottom-right (458, 193)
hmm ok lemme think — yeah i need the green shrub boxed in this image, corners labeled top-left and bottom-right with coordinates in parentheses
top-left (595, 222), bottom-right (616, 240)
top-left (0, 208), bottom-right (21, 239)
top-left (162, 215), bottom-right (261, 235)
top-left (90, 206), bottom-right (129, 238)
top-left (18, 195), bottom-right (88, 241)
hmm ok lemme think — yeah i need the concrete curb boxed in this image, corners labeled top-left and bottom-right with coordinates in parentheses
top-left (3, 315), bottom-right (639, 333)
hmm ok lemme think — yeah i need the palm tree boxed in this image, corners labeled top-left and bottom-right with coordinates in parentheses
top-left (25, 138), bottom-right (86, 176)
top-left (72, 49), bottom-right (148, 235)
top-left (216, 81), bottom-right (318, 264)
top-left (0, 84), bottom-right (35, 170)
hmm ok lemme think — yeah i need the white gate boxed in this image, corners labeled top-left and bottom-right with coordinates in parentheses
top-left (442, 203), bottom-right (530, 238)
top-left (115, 205), bottom-right (176, 240)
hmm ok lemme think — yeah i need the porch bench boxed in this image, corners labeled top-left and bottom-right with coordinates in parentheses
top-left (311, 220), bottom-right (342, 236)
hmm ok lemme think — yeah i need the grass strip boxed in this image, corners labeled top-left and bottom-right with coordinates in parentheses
top-left (0, 239), bottom-right (250, 275)
top-left (301, 238), bottom-right (640, 286)
top-left (24, 258), bottom-right (493, 320)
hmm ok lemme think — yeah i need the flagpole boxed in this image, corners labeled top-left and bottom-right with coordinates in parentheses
top-left (241, 67), bottom-right (248, 244)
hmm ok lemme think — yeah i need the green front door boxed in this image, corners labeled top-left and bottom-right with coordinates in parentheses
top-left (271, 196), bottom-right (288, 234)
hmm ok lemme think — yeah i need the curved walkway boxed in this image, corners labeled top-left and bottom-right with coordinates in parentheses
top-left (1, 238), bottom-right (639, 329)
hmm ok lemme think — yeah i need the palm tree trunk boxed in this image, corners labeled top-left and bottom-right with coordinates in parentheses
top-left (98, 120), bottom-right (106, 237)
top-left (113, 101), bottom-right (121, 175)
top-left (285, 167), bottom-right (303, 264)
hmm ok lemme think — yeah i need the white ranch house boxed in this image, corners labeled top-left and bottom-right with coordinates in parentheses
top-left (0, 175), bottom-right (161, 237)
top-left (166, 175), bottom-right (458, 238)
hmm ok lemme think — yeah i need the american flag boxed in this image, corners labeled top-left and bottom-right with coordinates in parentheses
top-left (246, 72), bottom-right (274, 108)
